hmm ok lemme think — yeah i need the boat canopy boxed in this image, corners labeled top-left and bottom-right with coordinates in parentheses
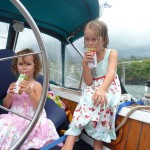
top-left (0, 0), bottom-right (99, 43)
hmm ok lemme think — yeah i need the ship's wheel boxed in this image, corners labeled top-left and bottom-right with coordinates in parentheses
top-left (8, 0), bottom-right (49, 149)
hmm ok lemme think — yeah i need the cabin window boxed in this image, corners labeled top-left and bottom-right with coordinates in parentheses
top-left (64, 40), bottom-right (84, 89)
top-left (42, 34), bottom-right (62, 86)
top-left (15, 28), bottom-right (38, 52)
top-left (0, 22), bottom-right (9, 49)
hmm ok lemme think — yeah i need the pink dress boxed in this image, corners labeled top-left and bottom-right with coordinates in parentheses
top-left (0, 82), bottom-right (62, 150)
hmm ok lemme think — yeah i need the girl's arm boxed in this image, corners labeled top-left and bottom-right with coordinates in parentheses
top-left (93, 49), bottom-right (118, 106)
top-left (28, 82), bottom-right (42, 109)
top-left (20, 80), bottom-right (42, 109)
top-left (3, 83), bottom-right (15, 108)
top-left (82, 51), bottom-right (93, 85)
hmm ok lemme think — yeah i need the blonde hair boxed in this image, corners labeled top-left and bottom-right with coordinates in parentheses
top-left (11, 48), bottom-right (42, 78)
top-left (84, 20), bottom-right (109, 48)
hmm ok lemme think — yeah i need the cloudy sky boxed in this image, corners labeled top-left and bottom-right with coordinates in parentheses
top-left (98, 0), bottom-right (150, 58)
top-left (0, 0), bottom-right (149, 59)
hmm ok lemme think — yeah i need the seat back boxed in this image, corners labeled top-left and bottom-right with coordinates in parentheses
top-left (0, 49), bottom-right (17, 100)
top-left (36, 75), bottom-right (66, 128)
top-left (0, 49), bottom-right (17, 114)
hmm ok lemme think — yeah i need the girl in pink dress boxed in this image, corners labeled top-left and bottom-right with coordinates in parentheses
top-left (0, 48), bottom-right (62, 149)
top-left (62, 20), bottom-right (121, 150)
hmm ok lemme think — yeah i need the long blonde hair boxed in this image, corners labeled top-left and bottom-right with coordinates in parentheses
top-left (84, 20), bottom-right (109, 48)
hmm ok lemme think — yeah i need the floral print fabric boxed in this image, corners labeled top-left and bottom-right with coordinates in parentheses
top-left (65, 49), bottom-right (121, 143)
top-left (0, 82), bottom-right (62, 150)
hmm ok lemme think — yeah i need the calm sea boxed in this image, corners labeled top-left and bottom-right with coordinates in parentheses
top-left (124, 85), bottom-right (145, 100)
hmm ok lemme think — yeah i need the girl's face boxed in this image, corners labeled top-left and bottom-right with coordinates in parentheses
top-left (84, 27), bottom-right (104, 51)
top-left (17, 55), bottom-right (35, 79)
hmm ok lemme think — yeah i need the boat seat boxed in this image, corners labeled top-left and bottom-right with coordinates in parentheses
top-left (0, 49), bottom-right (66, 129)
top-left (0, 49), bottom-right (17, 114)
top-left (36, 75), bottom-right (66, 129)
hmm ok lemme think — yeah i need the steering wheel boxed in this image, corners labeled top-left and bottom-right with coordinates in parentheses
top-left (10, 0), bottom-right (49, 149)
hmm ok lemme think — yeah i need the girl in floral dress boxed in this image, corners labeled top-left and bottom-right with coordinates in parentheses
top-left (62, 20), bottom-right (121, 150)
top-left (0, 49), bottom-right (62, 150)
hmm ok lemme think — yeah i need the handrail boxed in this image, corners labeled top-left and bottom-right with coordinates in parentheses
top-left (118, 58), bottom-right (150, 64)
top-left (0, 52), bottom-right (41, 61)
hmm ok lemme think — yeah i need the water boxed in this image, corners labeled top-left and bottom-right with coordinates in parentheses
top-left (124, 85), bottom-right (145, 100)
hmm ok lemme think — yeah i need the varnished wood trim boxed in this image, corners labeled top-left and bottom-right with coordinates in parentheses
top-left (138, 123), bottom-right (150, 150)
top-left (110, 119), bottom-right (123, 145)
top-left (136, 122), bottom-right (143, 149)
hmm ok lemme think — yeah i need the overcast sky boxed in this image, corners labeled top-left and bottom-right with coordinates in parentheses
top-left (98, 0), bottom-right (150, 58)
top-left (1, 0), bottom-right (149, 59)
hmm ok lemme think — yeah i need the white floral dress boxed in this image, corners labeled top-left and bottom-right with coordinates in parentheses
top-left (65, 49), bottom-right (121, 143)
top-left (0, 81), bottom-right (62, 150)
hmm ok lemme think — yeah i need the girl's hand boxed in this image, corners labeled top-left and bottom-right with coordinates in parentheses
top-left (19, 80), bottom-right (32, 95)
top-left (8, 83), bottom-right (16, 97)
top-left (83, 51), bottom-right (94, 65)
top-left (92, 88), bottom-right (108, 106)
top-left (3, 83), bottom-right (16, 108)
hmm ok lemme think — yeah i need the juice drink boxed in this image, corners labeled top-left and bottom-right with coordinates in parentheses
top-left (13, 74), bottom-right (28, 94)
top-left (87, 47), bottom-right (97, 68)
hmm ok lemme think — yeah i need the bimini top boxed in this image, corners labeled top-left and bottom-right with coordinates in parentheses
top-left (0, 0), bottom-right (100, 44)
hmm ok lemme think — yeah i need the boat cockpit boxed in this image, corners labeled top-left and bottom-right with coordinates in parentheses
top-left (0, 0), bottom-right (150, 150)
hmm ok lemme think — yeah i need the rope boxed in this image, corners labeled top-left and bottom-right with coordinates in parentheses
top-left (116, 106), bottom-right (150, 132)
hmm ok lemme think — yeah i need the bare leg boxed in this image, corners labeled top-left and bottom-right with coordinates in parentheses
top-left (94, 140), bottom-right (103, 150)
top-left (61, 135), bottom-right (78, 150)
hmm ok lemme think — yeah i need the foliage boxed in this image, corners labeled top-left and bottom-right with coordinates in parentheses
top-left (118, 57), bottom-right (150, 85)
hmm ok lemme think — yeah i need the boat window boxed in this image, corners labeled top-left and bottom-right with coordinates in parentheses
top-left (15, 28), bottom-right (62, 85)
top-left (42, 34), bottom-right (62, 86)
top-left (15, 28), bottom-right (38, 52)
top-left (0, 22), bottom-right (9, 49)
top-left (64, 39), bottom-right (84, 89)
